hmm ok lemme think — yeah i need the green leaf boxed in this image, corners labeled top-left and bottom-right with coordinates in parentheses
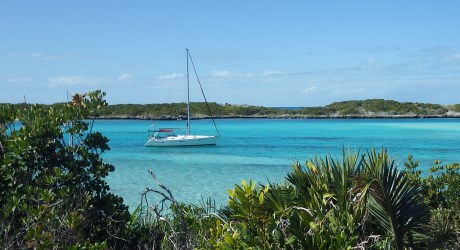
top-left (285, 235), bottom-right (297, 245)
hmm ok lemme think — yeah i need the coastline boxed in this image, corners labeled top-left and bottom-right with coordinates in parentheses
top-left (94, 113), bottom-right (460, 120)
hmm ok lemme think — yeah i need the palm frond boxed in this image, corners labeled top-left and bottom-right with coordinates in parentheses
top-left (365, 149), bottom-right (429, 249)
top-left (264, 183), bottom-right (296, 214)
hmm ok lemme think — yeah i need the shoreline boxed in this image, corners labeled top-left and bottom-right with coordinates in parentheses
top-left (94, 114), bottom-right (460, 120)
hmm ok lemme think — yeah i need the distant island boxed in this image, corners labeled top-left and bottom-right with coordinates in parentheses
top-left (5, 99), bottom-right (460, 119)
top-left (94, 99), bottom-right (460, 119)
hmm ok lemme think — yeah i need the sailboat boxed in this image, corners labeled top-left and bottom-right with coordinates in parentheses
top-left (144, 49), bottom-right (220, 147)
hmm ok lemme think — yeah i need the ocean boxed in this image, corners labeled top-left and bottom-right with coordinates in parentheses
top-left (95, 118), bottom-right (460, 210)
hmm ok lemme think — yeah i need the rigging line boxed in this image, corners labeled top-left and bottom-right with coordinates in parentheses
top-left (187, 51), bottom-right (221, 136)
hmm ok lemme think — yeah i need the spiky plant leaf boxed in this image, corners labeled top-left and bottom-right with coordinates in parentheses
top-left (365, 149), bottom-right (429, 249)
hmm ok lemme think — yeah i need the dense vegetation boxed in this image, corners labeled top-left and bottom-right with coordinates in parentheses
top-left (314, 99), bottom-right (449, 116)
top-left (1, 91), bottom-right (460, 249)
top-left (0, 91), bottom-right (139, 249)
top-left (81, 99), bottom-right (460, 118)
top-left (450, 104), bottom-right (460, 112)
top-left (3, 99), bottom-right (458, 119)
top-left (94, 102), bottom-right (285, 118)
top-left (142, 150), bottom-right (460, 249)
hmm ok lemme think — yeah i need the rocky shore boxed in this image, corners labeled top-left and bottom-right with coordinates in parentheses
top-left (95, 112), bottom-right (460, 120)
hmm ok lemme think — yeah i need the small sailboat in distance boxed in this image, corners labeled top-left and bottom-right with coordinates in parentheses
top-left (145, 49), bottom-right (220, 147)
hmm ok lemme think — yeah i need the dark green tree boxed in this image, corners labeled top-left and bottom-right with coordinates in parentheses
top-left (0, 91), bottom-right (130, 249)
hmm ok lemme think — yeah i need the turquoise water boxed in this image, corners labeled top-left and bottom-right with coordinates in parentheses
top-left (95, 118), bottom-right (460, 210)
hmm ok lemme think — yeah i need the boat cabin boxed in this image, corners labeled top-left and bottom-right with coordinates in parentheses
top-left (149, 128), bottom-right (177, 139)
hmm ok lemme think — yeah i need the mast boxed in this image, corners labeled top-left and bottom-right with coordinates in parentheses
top-left (186, 49), bottom-right (191, 135)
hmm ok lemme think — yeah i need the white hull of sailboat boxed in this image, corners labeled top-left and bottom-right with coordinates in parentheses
top-left (145, 135), bottom-right (219, 147)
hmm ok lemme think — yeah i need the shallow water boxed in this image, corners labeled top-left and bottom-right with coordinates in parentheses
top-left (94, 118), bottom-right (460, 210)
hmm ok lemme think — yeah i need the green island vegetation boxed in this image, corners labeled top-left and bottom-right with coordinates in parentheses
top-left (3, 99), bottom-right (460, 119)
top-left (2, 90), bottom-right (460, 249)
top-left (94, 99), bottom-right (460, 119)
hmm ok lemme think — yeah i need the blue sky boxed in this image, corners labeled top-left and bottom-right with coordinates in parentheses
top-left (1, 1), bottom-right (459, 106)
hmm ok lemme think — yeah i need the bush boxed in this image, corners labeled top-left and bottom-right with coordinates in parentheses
top-left (0, 91), bottom-right (130, 249)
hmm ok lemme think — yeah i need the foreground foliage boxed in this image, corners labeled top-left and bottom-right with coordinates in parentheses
top-left (195, 149), bottom-right (430, 249)
top-left (0, 91), bottom-right (135, 249)
top-left (139, 149), bottom-right (460, 249)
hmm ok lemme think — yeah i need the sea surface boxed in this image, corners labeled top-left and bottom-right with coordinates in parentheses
top-left (94, 118), bottom-right (460, 210)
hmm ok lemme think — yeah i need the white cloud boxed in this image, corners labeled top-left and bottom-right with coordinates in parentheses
top-left (445, 53), bottom-right (460, 62)
top-left (211, 70), bottom-right (231, 77)
top-left (157, 73), bottom-right (182, 80)
top-left (302, 86), bottom-right (316, 95)
top-left (262, 70), bottom-right (289, 77)
top-left (209, 70), bottom-right (256, 79)
top-left (118, 73), bottom-right (133, 82)
top-left (48, 76), bottom-right (104, 87)
top-left (349, 45), bottom-right (401, 54)
top-left (31, 52), bottom-right (73, 61)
